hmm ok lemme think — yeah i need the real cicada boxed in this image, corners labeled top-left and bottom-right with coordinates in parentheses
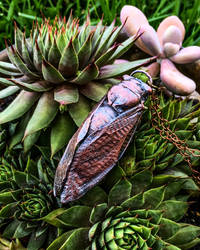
top-left (54, 74), bottom-right (152, 203)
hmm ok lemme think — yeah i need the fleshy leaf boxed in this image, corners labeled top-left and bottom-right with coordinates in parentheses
top-left (58, 39), bottom-right (79, 77)
top-left (98, 57), bottom-right (156, 79)
top-left (68, 94), bottom-right (91, 126)
top-left (170, 46), bottom-right (200, 64)
top-left (24, 91), bottom-right (58, 137)
top-left (79, 81), bottom-right (108, 102)
top-left (0, 86), bottom-right (19, 98)
top-left (51, 113), bottom-right (76, 156)
top-left (54, 84), bottom-right (79, 104)
top-left (71, 63), bottom-right (99, 85)
top-left (108, 179), bottom-right (132, 206)
top-left (42, 59), bottom-right (65, 83)
top-left (10, 79), bottom-right (53, 92)
top-left (0, 91), bottom-right (40, 124)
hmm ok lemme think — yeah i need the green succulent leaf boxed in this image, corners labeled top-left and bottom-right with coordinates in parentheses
top-left (0, 90), bottom-right (40, 124)
top-left (24, 91), bottom-right (59, 137)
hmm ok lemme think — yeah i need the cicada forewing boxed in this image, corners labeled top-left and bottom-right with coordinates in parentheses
top-left (54, 103), bottom-right (144, 203)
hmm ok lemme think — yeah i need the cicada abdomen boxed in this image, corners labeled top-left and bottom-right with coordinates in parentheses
top-left (54, 74), bottom-right (152, 203)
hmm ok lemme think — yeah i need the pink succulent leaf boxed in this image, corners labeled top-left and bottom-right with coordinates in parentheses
top-left (164, 42), bottom-right (180, 57)
top-left (139, 24), bottom-right (163, 56)
top-left (170, 46), bottom-right (200, 64)
top-left (114, 59), bottom-right (129, 64)
top-left (157, 16), bottom-right (185, 46)
top-left (160, 59), bottom-right (196, 95)
top-left (145, 62), bottom-right (160, 77)
top-left (162, 25), bottom-right (182, 46)
top-left (120, 5), bottom-right (151, 54)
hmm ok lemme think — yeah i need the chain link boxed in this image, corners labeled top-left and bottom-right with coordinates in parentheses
top-left (149, 91), bottom-right (200, 184)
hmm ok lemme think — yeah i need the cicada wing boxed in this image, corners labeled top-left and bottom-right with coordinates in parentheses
top-left (59, 104), bottom-right (144, 203)
top-left (54, 96), bottom-right (106, 196)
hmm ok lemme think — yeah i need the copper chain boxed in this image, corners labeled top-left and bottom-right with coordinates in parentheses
top-left (149, 91), bottom-right (200, 184)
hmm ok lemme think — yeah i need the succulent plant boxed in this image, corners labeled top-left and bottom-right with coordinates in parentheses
top-left (45, 167), bottom-right (200, 250)
top-left (123, 92), bottom-right (200, 180)
top-left (120, 5), bottom-right (200, 96)
top-left (0, 150), bottom-right (60, 250)
top-left (0, 236), bottom-right (25, 250)
top-left (0, 14), bottom-right (154, 155)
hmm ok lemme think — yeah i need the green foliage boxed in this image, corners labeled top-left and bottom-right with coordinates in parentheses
top-left (46, 168), bottom-right (200, 249)
top-left (0, 0), bottom-right (199, 51)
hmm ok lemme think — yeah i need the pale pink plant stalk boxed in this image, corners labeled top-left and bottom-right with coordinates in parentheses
top-left (120, 5), bottom-right (200, 96)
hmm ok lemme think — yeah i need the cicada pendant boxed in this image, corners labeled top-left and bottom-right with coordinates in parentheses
top-left (54, 74), bottom-right (152, 203)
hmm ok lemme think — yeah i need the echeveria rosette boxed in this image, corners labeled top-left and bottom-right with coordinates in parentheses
top-left (0, 154), bottom-right (60, 250)
top-left (0, 15), bottom-right (155, 156)
top-left (120, 5), bottom-right (200, 96)
top-left (45, 168), bottom-right (200, 250)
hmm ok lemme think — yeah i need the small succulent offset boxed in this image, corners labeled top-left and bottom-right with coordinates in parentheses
top-left (46, 168), bottom-right (200, 250)
top-left (120, 5), bottom-right (200, 96)
top-left (0, 14), bottom-right (154, 155)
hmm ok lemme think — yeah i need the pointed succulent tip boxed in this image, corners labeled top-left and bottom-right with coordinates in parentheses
top-left (157, 16), bottom-right (185, 46)
top-left (160, 59), bottom-right (196, 95)
top-left (170, 46), bottom-right (200, 64)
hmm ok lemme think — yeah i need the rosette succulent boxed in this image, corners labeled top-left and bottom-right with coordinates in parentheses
top-left (0, 14), bottom-right (154, 155)
top-left (0, 152), bottom-right (60, 249)
top-left (123, 92), bottom-right (200, 179)
top-left (45, 168), bottom-right (200, 249)
top-left (120, 5), bottom-right (200, 96)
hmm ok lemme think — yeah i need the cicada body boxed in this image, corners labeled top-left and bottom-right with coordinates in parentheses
top-left (54, 75), bottom-right (152, 203)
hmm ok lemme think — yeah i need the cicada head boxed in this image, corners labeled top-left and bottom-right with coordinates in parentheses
top-left (107, 75), bottom-right (152, 112)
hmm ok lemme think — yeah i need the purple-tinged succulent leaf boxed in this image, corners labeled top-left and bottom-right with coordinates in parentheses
top-left (170, 46), bottom-right (200, 64)
top-left (21, 34), bottom-right (35, 71)
top-left (162, 25), bottom-right (182, 46)
top-left (33, 40), bottom-right (43, 72)
top-left (98, 57), bottom-right (156, 79)
top-left (58, 39), bottom-right (79, 78)
top-left (0, 90), bottom-right (40, 124)
top-left (0, 86), bottom-right (19, 98)
top-left (108, 34), bottom-right (142, 64)
top-left (160, 59), bottom-right (196, 95)
top-left (78, 32), bottom-right (93, 69)
top-left (42, 59), bottom-right (65, 83)
top-left (54, 84), bottom-right (79, 104)
top-left (14, 22), bottom-right (23, 56)
top-left (0, 61), bottom-right (20, 72)
top-left (0, 78), bottom-right (15, 86)
top-left (164, 42), bottom-right (180, 57)
top-left (48, 37), bottom-right (62, 68)
top-left (10, 79), bottom-right (53, 92)
top-left (79, 81), bottom-right (108, 102)
top-left (71, 63), bottom-right (99, 85)
top-left (94, 19), bottom-right (116, 59)
top-left (157, 16), bottom-right (185, 46)
top-left (95, 44), bottom-right (119, 67)
top-left (7, 45), bottom-right (39, 79)
top-left (140, 24), bottom-right (163, 56)
top-left (24, 91), bottom-right (59, 138)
